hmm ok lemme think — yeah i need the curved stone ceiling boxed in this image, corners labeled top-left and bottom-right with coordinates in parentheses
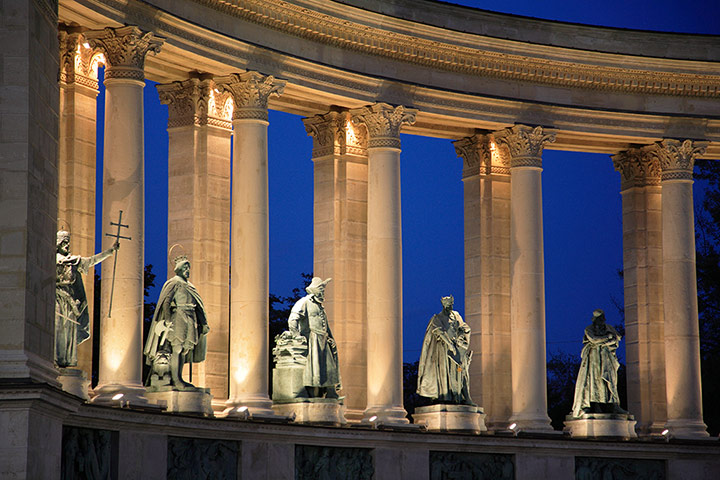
top-left (60, 0), bottom-right (720, 156)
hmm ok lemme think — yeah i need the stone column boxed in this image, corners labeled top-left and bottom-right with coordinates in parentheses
top-left (350, 103), bottom-right (417, 424)
top-left (453, 133), bottom-right (512, 430)
top-left (649, 139), bottom-right (709, 439)
top-left (612, 148), bottom-right (667, 435)
top-left (58, 28), bottom-right (105, 376)
top-left (84, 26), bottom-right (163, 405)
top-left (217, 72), bottom-right (285, 416)
top-left (157, 77), bottom-right (233, 407)
top-left (493, 125), bottom-right (555, 432)
top-left (304, 109), bottom-right (369, 421)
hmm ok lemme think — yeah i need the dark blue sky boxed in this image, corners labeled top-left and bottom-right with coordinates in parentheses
top-left (96, 0), bottom-right (719, 363)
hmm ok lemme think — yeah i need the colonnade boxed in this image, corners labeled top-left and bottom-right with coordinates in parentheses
top-left (57, 24), bottom-right (709, 437)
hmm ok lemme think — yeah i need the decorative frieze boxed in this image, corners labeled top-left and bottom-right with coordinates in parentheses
top-left (491, 125), bottom-right (556, 168)
top-left (349, 103), bottom-right (417, 149)
top-left (303, 110), bottom-right (367, 157)
top-left (453, 134), bottom-right (510, 178)
top-left (215, 72), bottom-right (286, 121)
top-left (612, 148), bottom-right (661, 190)
top-left (646, 139), bottom-right (709, 182)
top-left (157, 78), bottom-right (233, 129)
top-left (83, 26), bottom-right (164, 82)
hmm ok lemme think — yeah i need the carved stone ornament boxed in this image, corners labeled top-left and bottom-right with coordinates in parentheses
top-left (83, 26), bottom-right (164, 82)
top-left (58, 29), bottom-right (105, 90)
top-left (491, 125), bottom-right (556, 168)
top-left (453, 134), bottom-right (510, 178)
top-left (157, 78), bottom-right (233, 129)
top-left (646, 139), bottom-right (709, 182)
top-left (611, 148), bottom-right (661, 190)
top-left (216, 71), bottom-right (286, 121)
top-left (350, 103), bottom-right (417, 149)
top-left (303, 110), bottom-right (367, 158)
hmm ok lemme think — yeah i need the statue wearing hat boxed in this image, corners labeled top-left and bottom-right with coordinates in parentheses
top-left (417, 295), bottom-right (473, 405)
top-left (55, 229), bottom-right (118, 368)
top-left (284, 276), bottom-right (341, 398)
top-left (144, 251), bottom-right (209, 391)
top-left (570, 309), bottom-right (626, 417)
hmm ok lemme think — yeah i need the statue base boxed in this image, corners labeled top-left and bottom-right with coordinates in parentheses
top-left (413, 404), bottom-right (487, 433)
top-left (564, 413), bottom-right (637, 439)
top-left (57, 367), bottom-right (90, 401)
top-left (272, 399), bottom-right (346, 425)
top-left (145, 388), bottom-right (213, 416)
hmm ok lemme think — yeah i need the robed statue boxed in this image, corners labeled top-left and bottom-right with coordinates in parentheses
top-left (144, 254), bottom-right (209, 391)
top-left (55, 230), bottom-right (118, 368)
top-left (417, 296), bottom-right (473, 405)
top-left (571, 309), bottom-right (626, 417)
top-left (287, 277), bottom-right (341, 398)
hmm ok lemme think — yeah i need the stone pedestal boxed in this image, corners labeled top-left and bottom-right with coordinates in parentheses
top-left (273, 400), bottom-right (346, 425)
top-left (57, 367), bottom-right (90, 401)
top-left (564, 413), bottom-right (638, 439)
top-left (145, 388), bottom-right (213, 416)
top-left (413, 404), bottom-right (487, 433)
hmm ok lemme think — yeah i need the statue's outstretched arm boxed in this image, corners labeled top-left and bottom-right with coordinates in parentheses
top-left (88, 242), bottom-right (119, 267)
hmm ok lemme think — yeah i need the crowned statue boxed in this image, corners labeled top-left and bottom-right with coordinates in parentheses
top-left (144, 248), bottom-right (209, 391)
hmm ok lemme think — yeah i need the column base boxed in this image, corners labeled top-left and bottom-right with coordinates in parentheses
top-left (91, 383), bottom-right (156, 409)
top-left (412, 404), bottom-right (487, 433)
top-left (57, 367), bottom-right (90, 401)
top-left (564, 413), bottom-right (637, 439)
top-left (665, 419), bottom-right (710, 439)
top-left (508, 413), bottom-right (557, 434)
top-left (272, 399), bottom-right (346, 425)
top-left (145, 388), bottom-right (214, 416)
top-left (362, 406), bottom-right (409, 425)
top-left (223, 394), bottom-right (275, 417)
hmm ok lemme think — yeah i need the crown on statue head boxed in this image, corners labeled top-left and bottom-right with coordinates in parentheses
top-left (173, 254), bottom-right (189, 267)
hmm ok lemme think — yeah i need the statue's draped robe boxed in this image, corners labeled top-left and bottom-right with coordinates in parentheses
top-left (289, 295), bottom-right (340, 388)
top-left (571, 323), bottom-right (622, 417)
top-left (417, 310), bottom-right (473, 404)
top-left (55, 254), bottom-right (93, 367)
top-left (144, 276), bottom-right (208, 370)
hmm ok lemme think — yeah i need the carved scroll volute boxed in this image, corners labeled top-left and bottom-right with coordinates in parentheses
top-left (349, 103), bottom-right (417, 149)
top-left (454, 134), bottom-right (510, 178)
top-left (303, 110), bottom-right (368, 158)
top-left (216, 72), bottom-right (286, 122)
top-left (59, 29), bottom-right (106, 89)
top-left (491, 125), bottom-right (556, 168)
top-left (83, 26), bottom-right (164, 82)
top-left (612, 147), bottom-right (661, 190)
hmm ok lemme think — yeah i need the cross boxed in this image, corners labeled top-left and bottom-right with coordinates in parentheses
top-left (105, 210), bottom-right (131, 318)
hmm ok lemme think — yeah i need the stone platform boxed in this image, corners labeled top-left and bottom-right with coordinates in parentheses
top-left (57, 367), bottom-right (90, 401)
top-left (272, 399), bottom-right (346, 425)
top-left (412, 404), bottom-right (487, 433)
top-left (146, 388), bottom-right (213, 416)
top-left (564, 413), bottom-right (638, 439)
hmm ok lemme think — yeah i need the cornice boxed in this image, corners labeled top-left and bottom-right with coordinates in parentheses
top-left (188, 0), bottom-right (720, 98)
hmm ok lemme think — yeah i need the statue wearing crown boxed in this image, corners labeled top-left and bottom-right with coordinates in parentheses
top-left (144, 249), bottom-right (209, 391)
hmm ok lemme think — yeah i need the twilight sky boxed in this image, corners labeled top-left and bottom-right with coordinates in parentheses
top-left (95, 0), bottom-right (720, 363)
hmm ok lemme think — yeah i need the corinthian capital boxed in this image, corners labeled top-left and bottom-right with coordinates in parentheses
top-left (491, 125), bottom-right (556, 168)
top-left (215, 72), bottom-right (286, 121)
top-left (612, 148), bottom-right (661, 190)
top-left (83, 26), bottom-right (164, 82)
top-left (349, 103), bottom-right (417, 149)
top-left (156, 78), bottom-right (233, 129)
top-left (646, 139), bottom-right (709, 182)
top-left (303, 109), bottom-right (367, 158)
top-left (453, 133), bottom-right (510, 178)
top-left (59, 29), bottom-right (106, 89)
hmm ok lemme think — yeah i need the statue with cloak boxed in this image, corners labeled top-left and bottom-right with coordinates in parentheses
top-left (144, 254), bottom-right (209, 391)
top-left (571, 309), bottom-right (626, 417)
top-left (286, 276), bottom-right (341, 398)
top-left (417, 296), bottom-right (473, 405)
top-left (55, 230), bottom-right (117, 368)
